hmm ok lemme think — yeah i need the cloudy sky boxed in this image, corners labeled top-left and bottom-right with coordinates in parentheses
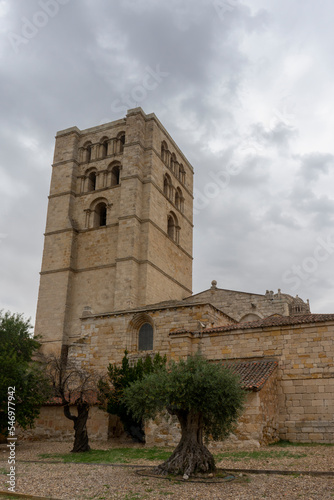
top-left (1, 0), bottom-right (334, 323)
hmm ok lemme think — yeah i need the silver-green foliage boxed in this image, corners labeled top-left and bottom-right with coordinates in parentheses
top-left (124, 353), bottom-right (246, 441)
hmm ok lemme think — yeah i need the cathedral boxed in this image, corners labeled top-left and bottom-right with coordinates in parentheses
top-left (31, 108), bottom-right (334, 446)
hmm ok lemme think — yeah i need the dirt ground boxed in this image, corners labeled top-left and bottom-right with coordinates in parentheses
top-left (1, 440), bottom-right (334, 499)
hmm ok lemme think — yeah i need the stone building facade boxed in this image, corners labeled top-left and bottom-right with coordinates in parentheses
top-left (35, 108), bottom-right (193, 354)
top-left (33, 108), bottom-right (334, 446)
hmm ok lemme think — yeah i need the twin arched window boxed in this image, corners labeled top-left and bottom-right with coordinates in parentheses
top-left (163, 174), bottom-right (184, 213)
top-left (161, 141), bottom-right (186, 185)
top-left (80, 132), bottom-right (126, 163)
top-left (85, 198), bottom-right (109, 228)
top-left (83, 162), bottom-right (121, 193)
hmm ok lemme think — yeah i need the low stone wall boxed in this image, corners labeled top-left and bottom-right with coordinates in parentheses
top-left (18, 406), bottom-right (109, 442)
top-left (145, 375), bottom-right (279, 449)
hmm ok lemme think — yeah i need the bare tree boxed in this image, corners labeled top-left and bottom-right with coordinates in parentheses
top-left (45, 348), bottom-right (98, 452)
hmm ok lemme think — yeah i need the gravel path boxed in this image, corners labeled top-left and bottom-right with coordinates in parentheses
top-left (1, 440), bottom-right (334, 499)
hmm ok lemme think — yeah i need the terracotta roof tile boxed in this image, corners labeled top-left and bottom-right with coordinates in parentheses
top-left (221, 359), bottom-right (278, 391)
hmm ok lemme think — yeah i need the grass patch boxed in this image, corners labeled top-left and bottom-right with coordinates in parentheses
top-left (39, 447), bottom-right (172, 464)
top-left (215, 450), bottom-right (307, 461)
top-left (0, 467), bottom-right (8, 474)
top-left (38, 446), bottom-right (309, 465)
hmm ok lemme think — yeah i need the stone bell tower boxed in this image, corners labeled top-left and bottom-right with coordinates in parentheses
top-left (35, 108), bottom-right (194, 352)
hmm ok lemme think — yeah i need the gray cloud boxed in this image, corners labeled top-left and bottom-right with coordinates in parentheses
top-left (297, 152), bottom-right (334, 182)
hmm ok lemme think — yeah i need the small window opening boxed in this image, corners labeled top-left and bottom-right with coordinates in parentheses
top-left (102, 141), bottom-right (108, 158)
top-left (111, 166), bottom-right (120, 186)
top-left (87, 145), bottom-right (92, 162)
top-left (167, 215), bottom-right (175, 239)
top-left (119, 133), bottom-right (125, 153)
top-left (179, 164), bottom-right (185, 184)
top-left (138, 323), bottom-right (153, 351)
top-left (175, 188), bottom-right (183, 212)
top-left (95, 202), bottom-right (107, 227)
top-left (161, 141), bottom-right (168, 164)
top-left (88, 172), bottom-right (96, 191)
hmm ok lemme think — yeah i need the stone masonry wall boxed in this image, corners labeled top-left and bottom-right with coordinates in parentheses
top-left (18, 406), bottom-right (109, 442)
top-left (184, 288), bottom-right (294, 322)
top-left (232, 370), bottom-right (279, 445)
top-left (145, 376), bottom-right (279, 449)
top-left (68, 303), bottom-right (231, 372)
top-left (170, 320), bottom-right (334, 443)
top-left (36, 108), bottom-right (194, 354)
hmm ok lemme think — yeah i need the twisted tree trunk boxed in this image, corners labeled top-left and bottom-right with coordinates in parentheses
top-left (63, 402), bottom-right (90, 453)
top-left (154, 409), bottom-right (215, 476)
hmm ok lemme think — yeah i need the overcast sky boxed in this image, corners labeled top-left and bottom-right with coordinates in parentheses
top-left (1, 0), bottom-right (334, 323)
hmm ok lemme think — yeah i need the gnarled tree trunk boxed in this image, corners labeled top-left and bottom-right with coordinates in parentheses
top-left (154, 409), bottom-right (215, 476)
top-left (63, 402), bottom-right (91, 453)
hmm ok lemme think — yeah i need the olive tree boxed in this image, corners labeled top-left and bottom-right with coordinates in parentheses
top-left (124, 353), bottom-right (246, 476)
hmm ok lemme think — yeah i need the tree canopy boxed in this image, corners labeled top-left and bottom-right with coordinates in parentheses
top-left (124, 353), bottom-right (246, 476)
top-left (0, 311), bottom-right (50, 434)
top-left (99, 350), bottom-right (166, 442)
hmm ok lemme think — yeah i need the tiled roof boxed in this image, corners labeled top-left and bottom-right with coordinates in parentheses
top-left (172, 313), bottom-right (334, 335)
top-left (221, 359), bottom-right (278, 391)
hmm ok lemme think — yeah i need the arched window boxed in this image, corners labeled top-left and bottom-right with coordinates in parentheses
top-left (174, 161), bottom-right (179, 178)
top-left (167, 212), bottom-right (179, 243)
top-left (138, 323), bottom-right (153, 351)
top-left (167, 214), bottom-right (175, 239)
top-left (108, 161), bottom-right (121, 187)
top-left (117, 132), bottom-right (125, 153)
top-left (161, 141), bottom-right (168, 164)
top-left (163, 174), bottom-right (172, 199)
top-left (101, 139), bottom-right (108, 158)
top-left (87, 171), bottom-right (96, 191)
top-left (170, 153), bottom-right (176, 173)
top-left (82, 142), bottom-right (92, 163)
top-left (86, 198), bottom-right (109, 228)
top-left (179, 164), bottom-right (185, 184)
top-left (87, 144), bottom-right (93, 162)
top-left (94, 202), bottom-right (107, 227)
top-left (175, 187), bottom-right (184, 213)
top-left (111, 166), bottom-right (120, 186)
